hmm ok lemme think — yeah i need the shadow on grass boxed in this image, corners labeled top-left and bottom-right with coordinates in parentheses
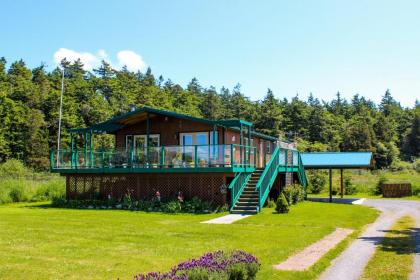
top-left (358, 227), bottom-right (418, 255)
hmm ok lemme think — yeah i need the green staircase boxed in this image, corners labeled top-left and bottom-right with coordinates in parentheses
top-left (229, 147), bottom-right (308, 214)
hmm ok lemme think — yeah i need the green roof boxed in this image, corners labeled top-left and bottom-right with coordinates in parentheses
top-left (69, 106), bottom-right (277, 141)
top-left (301, 152), bottom-right (373, 169)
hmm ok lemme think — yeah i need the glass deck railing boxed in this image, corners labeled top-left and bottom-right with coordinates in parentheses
top-left (50, 144), bottom-right (258, 170)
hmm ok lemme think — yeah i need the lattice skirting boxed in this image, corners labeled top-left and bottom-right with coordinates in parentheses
top-left (65, 173), bottom-right (231, 205)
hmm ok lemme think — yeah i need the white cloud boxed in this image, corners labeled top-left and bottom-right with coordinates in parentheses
top-left (53, 48), bottom-right (100, 70)
top-left (117, 50), bottom-right (147, 72)
top-left (53, 48), bottom-right (147, 72)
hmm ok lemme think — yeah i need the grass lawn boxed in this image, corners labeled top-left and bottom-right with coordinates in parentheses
top-left (361, 216), bottom-right (416, 280)
top-left (0, 202), bottom-right (378, 280)
top-left (307, 169), bottom-right (420, 201)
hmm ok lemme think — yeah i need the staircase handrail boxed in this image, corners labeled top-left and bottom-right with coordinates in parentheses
top-left (255, 146), bottom-right (281, 210)
top-left (228, 172), bottom-right (252, 211)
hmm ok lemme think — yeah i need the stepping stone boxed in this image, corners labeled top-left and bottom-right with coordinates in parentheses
top-left (201, 214), bottom-right (251, 224)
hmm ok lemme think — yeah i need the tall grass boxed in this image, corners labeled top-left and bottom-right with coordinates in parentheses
top-left (0, 159), bottom-right (65, 204)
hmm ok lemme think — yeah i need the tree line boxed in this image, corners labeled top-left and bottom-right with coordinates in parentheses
top-left (0, 57), bottom-right (418, 170)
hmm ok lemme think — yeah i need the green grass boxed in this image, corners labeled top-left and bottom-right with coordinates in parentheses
top-left (308, 169), bottom-right (420, 200)
top-left (361, 216), bottom-right (416, 280)
top-left (0, 202), bottom-right (378, 280)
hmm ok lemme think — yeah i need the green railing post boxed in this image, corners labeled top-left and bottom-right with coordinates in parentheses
top-left (194, 145), bottom-right (198, 168)
top-left (160, 146), bottom-right (165, 167)
top-left (101, 151), bottom-right (105, 171)
top-left (50, 150), bottom-right (54, 170)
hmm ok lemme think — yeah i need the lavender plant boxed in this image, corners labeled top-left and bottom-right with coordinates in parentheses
top-left (133, 250), bottom-right (260, 280)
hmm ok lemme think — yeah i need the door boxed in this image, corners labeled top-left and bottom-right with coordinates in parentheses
top-left (133, 134), bottom-right (160, 164)
top-left (180, 132), bottom-right (209, 165)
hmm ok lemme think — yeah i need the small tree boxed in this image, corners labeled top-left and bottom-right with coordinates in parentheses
top-left (308, 171), bottom-right (326, 194)
top-left (275, 193), bottom-right (289, 213)
top-left (374, 175), bottom-right (388, 195)
top-left (344, 178), bottom-right (357, 195)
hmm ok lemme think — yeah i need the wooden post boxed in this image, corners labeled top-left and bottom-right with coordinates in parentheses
top-left (329, 168), bottom-right (332, 203)
top-left (340, 169), bottom-right (344, 198)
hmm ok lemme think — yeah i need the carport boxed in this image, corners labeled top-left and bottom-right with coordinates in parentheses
top-left (300, 152), bottom-right (373, 202)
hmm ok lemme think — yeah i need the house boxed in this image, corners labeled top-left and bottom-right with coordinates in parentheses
top-left (50, 106), bottom-right (307, 214)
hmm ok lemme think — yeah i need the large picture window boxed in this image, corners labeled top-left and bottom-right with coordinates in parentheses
top-left (126, 134), bottom-right (160, 151)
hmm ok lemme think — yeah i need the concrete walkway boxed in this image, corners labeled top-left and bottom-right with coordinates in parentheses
top-left (201, 214), bottom-right (251, 224)
top-left (319, 199), bottom-right (420, 280)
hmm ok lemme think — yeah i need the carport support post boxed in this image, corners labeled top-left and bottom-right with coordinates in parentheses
top-left (329, 168), bottom-right (332, 203)
top-left (340, 169), bottom-right (344, 198)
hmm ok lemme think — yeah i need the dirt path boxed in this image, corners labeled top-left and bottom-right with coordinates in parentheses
top-left (319, 199), bottom-right (420, 280)
top-left (410, 213), bottom-right (420, 280)
top-left (274, 228), bottom-right (354, 271)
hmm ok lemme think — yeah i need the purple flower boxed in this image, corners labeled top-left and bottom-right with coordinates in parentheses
top-left (132, 250), bottom-right (260, 280)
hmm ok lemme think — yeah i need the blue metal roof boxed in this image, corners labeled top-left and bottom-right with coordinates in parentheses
top-left (301, 152), bottom-right (373, 169)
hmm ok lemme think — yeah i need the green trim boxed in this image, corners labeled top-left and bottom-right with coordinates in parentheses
top-left (51, 167), bottom-right (254, 174)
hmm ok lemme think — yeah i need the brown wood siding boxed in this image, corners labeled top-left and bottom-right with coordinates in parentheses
top-left (115, 115), bottom-right (224, 148)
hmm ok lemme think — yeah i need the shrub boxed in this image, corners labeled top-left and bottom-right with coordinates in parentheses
top-left (275, 193), bottom-right (289, 213)
top-left (163, 200), bottom-right (182, 213)
top-left (344, 177), bottom-right (357, 195)
top-left (292, 184), bottom-right (305, 203)
top-left (282, 184), bottom-right (305, 205)
top-left (228, 263), bottom-right (246, 280)
top-left (265, 198), bottom-right (276, 208)
top-left (133, 250), bottom-right (260, 280)
top-left (9, 184), bottom-right (26, 202)
top-left (282, 185), bottom-right (294, 205)
top-left (0, 159), bottom-right (27, 178)
top-left (188, 268), bottom-right (210, 280)
top-left (308, 171), bottom-right (326, 194)
top-left (374, 175), bottom-right (388, 195)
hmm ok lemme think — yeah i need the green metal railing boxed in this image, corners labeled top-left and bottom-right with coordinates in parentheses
top-left (228, 172), bottom-right (252, 211)
top-left (50, 144), bottom-right (257, 170)
top-left (255, 146), bottom-right (281, 210)
top-left (251, 147), bottom-right (308, 211)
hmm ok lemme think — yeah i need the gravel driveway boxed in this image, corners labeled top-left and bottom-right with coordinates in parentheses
top-left (318, 199), bottom-right (420, 280)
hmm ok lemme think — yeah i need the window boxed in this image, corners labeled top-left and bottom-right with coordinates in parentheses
top-left (266, 142), bottom-right (271, 154)
top-left (126, 134), bottom-right (160, 151)
top-left (244, 137), bottom-right (255, 154)
top-left (180, 132), bottom-right (209, 145)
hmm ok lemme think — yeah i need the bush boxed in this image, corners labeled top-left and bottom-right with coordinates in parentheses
top-left (282, 184), bottom-right (305, 205)
top-left (265, 198), bottom-right (276, 208)
top-left (275, 193), bottom-right (289, 213)
top-left (0, 159), bottom-right (27, 178)
top-left (308, 171), bottom-right (326, 194)
top-left (344, 177), bottom-right (357, 195)
top-left (292, 184), bottom-right (305, 203)
top-left (133, 250), bottom-right (260, 280)
top-left (282, 185), bottom-right (294, 205)
top-left (163, 200), bottom-right (182, 213)
top-left (374, 175), bottom-right (388, 195)
top-left (188, 268), bottom-right (210, 280)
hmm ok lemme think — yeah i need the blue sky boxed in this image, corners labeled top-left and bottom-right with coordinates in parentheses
top-left (2, 0), bottom-right (419, 107)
